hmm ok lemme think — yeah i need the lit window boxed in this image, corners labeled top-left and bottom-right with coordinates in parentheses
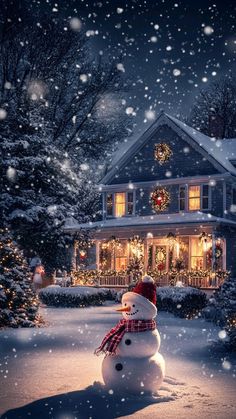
top-left (190, 237), bottom-right (203, 270)
top-left (115, 241), bottom-right (128, 271)
top-left (115, 193), bottom-right (126, 217)
top-left (189, 186), bottom-right (200, 210)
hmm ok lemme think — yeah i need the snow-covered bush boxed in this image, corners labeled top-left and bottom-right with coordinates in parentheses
top-left (39, 286), bottom-right (116, 307)
top-left (157, 286), bottom-right (207, 318)
top-left (115, 285), bottom-right (207, 318)
top-left (203, 276), bottom-right (236, 350)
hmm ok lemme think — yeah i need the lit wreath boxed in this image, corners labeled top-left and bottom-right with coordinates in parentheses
top-left (151, 187), bottom-right (170, 212)
top-left (154, 143), bottom-right (172, 164)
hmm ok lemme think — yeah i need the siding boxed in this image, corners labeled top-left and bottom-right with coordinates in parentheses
top-left (110, 124), bottom-right (219, 185)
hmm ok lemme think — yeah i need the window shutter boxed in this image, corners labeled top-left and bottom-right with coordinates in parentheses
top-left (179, 186), bottom-right (186, 211)
top-left (202, 185), bottom-right (209, 210)
top-left (106, 193), bottom-right (113, 216)
top-left (127, 192), bottom-right (134, 215)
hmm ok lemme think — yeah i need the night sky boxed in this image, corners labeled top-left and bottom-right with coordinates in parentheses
top-left (7, 0), bottom-right (236, 132)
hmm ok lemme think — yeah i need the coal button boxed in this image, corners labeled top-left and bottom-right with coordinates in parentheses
top-left (115, 363), bottom-right (123, 371)
top-left (125, 339), bottom-right (132, 345)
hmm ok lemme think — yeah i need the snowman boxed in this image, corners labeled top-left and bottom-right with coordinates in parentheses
top-left (95, 275), bottom-right (165, 394)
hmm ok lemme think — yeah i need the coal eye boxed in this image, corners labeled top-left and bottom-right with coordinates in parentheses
top-left (132, 304), bottom-right (135, 307)
top-left (124, 303), bottom-right (127, 306)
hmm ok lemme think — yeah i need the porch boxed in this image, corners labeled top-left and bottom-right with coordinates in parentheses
top-left (72, 269), bottom-right (227, 289)
top-left (68, 214), bottom-right (229, 290)
top-left (72, 229), bottom-right (228, 289)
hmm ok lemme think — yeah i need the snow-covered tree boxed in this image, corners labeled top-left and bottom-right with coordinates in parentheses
top-left (0, 227), bottom-right (39, 328)
top-left (204, 276), bottom-right (236, 350)
top-left (188, 78), bottom-right (236, 139)
top-left (0, 11), bottom-right (133, 271)
top-left (0, 14), bottom-right (133, 164)
top-left (0, 127), bottom-right (99, 273)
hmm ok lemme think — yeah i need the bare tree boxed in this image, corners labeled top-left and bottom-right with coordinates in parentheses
top-left (0, 15), bottom-right (132, 163)
top-left (0, 9), bottom-right (133, 271)
top-left (188, 78), bottom-right (236, 139)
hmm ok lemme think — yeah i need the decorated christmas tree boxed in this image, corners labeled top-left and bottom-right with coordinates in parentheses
top-left (0, 227), bottom-right (39, 328)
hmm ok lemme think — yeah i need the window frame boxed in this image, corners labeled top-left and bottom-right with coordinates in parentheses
top-left (105, 191), bottom-right (135, 218)
top-left (179, 183), bottom-right (211, 212)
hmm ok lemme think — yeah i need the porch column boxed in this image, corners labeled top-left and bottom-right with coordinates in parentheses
top-left (222, 238), bottom-right (226, 270)
top-left (96, 241), bottom-right (100, 270)
top-left (143, 239), bottom-right (148, 273)
top-left (72, 241), bottom-right (77, 271)
top-left (211, 233), bottom-right (216, 271)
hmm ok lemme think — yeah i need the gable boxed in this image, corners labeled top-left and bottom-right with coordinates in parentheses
top-left (108, 124), bottom-right (220, 185)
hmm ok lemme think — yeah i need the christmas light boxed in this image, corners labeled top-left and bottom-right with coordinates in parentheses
top-left (154, 143), bottom-right (173, 164)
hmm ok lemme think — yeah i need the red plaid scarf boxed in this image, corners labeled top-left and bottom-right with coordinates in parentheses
top-left (94, 319), bottom-right (156, 355)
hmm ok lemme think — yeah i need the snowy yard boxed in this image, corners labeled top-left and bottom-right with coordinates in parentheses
top-left (0, 302), bottom-right (236, 419)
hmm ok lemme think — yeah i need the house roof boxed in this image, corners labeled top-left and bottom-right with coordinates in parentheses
top-left (64, 212), bottom-right (236, 232)
top-left (101, 112), bottom-right (236, 185)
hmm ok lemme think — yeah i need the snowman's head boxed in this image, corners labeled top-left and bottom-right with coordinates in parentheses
top-left (118, 292), bottom-right (157, 320)
top-left (116, 276), bottom-right (157, 320)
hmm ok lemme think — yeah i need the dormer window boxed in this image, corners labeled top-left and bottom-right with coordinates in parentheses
top-left (179, 184), bottom-right (210, 211)
top-left (106, 191), bottom-right (135, 217)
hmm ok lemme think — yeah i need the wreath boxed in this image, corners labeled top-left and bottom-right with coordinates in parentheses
top-left (215, 243), bottom-right (223, 259)
top-left (154, 143), bottom-right (172, 164)
top-left (206, 243), bottom-right (223, 261)
top-left (151, 187), bottom-right (170, 212)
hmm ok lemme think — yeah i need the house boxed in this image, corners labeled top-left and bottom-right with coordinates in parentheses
top-left (64, 111), bottom-right (236, 289)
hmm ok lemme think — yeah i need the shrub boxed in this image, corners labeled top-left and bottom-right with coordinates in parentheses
top-left (39, 285), bottom-right (116, 307)
top-left (157, 286), bottom-right (207, 318)
top-left (116, 285), bottom-right (207, 318)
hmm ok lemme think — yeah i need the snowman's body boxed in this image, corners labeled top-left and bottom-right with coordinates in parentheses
top-left (102, 351), bottom-right (165, 394)
top-left (101, 281), bottom-right (165, 394)
top-left (115, 328), bottom-right (160, 357)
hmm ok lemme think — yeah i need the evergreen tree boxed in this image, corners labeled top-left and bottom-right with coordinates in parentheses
top-left (0, 129), bottom-right (99, 273)
top-left (205, 276), bottom-right (236, 350)
top-left (0, 227), bottom-right (39, 328)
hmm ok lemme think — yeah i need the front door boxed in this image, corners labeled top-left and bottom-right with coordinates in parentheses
top-left (154, 245), bottom-right (168, 272)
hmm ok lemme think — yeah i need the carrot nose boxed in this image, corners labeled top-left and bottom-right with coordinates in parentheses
top-left (116, 305), bottom-right (131, 313)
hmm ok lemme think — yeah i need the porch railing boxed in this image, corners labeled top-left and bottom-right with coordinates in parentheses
top-left (73, 269), bottom-right (228, 289)
top-left (98, 275), bottom-right (129, 288)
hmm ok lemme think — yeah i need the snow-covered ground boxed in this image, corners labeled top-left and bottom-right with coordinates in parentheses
top-left (0, 302), bottom-right (236, 419)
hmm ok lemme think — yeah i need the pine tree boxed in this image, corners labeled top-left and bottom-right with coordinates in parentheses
top-left (0, 126), bottom-right (100, 273)
top-left (0, 227), bottom-right (39, 328)
top-left (205, 276), bottom-right (236, 350)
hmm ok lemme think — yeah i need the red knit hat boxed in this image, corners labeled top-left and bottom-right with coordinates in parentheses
top-left (133, 275), bottom-right (157, 306)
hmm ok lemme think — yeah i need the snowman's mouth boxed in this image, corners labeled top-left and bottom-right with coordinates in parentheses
top-left (126, 309), bottom-right (139, 316)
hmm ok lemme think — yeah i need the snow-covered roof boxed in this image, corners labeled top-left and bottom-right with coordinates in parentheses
top-left (101, 112), bottom-right (236, 184)
top-left (64, 212), bottom-right (236, 232)
top-left (167, 114), bottom-right (236, 176)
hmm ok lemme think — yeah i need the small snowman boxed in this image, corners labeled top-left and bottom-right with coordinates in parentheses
top-left (95, 275), bottom-right (165, 394)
